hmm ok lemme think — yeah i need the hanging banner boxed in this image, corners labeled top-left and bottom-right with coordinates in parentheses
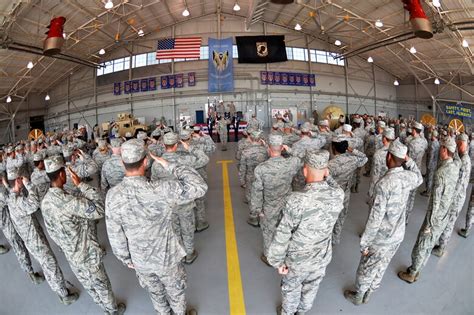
top-left (208, 37), bottom-right (234, 92)
top-left (188, 72), bottom-right (196, 86)
top-left (140, 79), bottom-right (149, 92)
top-left (445, 103), bottom-right (472, 118)
top-left (149, 77), bottom-right (157, 91)
top-left (113, 82), bottom-right (121, 95)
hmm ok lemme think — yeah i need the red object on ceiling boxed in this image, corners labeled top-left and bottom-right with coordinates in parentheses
top-left (402, 0), bottom-right (428, 20)
top-left (45, 17), bottom-right (66, 38)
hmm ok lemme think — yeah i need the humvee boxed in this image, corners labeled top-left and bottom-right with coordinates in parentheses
top-left (102, 113), bottom-right (148, 137)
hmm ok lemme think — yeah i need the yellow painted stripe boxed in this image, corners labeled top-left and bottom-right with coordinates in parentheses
top-left (218, 160), bottom-right (246, 315)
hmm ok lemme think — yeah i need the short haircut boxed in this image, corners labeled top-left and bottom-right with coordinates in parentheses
top-left (34, 160), bottom-right (41, 167)
top-left (46, 167), bottom-right (64, 182)
top-left (164, 144), bottom-right (176, 150)
top-left (123, 156), bottom-right (146, 171)
top-left (332, 141), bottom-right (348, 154)
top-left (414, 128), bottom-right (422, 134)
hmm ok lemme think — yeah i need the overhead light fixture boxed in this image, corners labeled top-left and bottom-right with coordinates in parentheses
top-left (410, 46), bottom-right (417, 54)
top-left (233, 2), bottom-right (241, 11)
top-left (394, 79), bottom-right (399, 86)
top-left (295, 23), bottom-right (302, 31)
top-left (367, 56), bottom-right (373, 63)
top-left (462, 39), bottom-right (469, 47)
top-left (375, 19), bottom-right (383, 28)
top-left (182, 8), bottom-right (190, 17)
top-left (99, 48), bottom-right (105, 55)
top-left (63, 32), bottom-right (67, 39)
top-left (138, 29), bottom-right (144, 37)
top-left (6, 96), bottom-right (11, 103)
top-left (45, 94), bottom-right (50, 101)
top-left (432, 0), bottom-right (441, 8)
top-left (434, 78), bottom-right (440, 85)
top-left (335, 39), bottom-right (342, 46)
top-left (27, 61), bottom-right (34, 69)
top-left (104, 0), bottom-right (114, 9)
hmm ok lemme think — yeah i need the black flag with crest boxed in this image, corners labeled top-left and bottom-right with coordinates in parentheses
top-left (236, 35), bottom-right (288, 63)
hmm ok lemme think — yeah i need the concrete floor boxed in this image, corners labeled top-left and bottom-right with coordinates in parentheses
top-left (0, 141), bottom-right (472, 315)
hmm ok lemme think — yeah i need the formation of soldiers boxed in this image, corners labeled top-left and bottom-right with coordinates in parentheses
top-left (0, 111), bottom-right (472, 315)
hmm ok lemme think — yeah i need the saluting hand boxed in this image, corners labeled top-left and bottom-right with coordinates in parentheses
top-left (149, 153), bottom-right (169, 168)
top-left (278, 265), bottom-right (289, 275)
top-left (68, 166), bottom-right (82, 186)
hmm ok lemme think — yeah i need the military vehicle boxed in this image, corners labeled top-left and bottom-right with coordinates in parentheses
top-left (102, 113), bottom-right (148, 137)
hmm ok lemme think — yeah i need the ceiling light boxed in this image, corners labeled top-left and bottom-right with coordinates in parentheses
top-left (335, 39), bottom-right (341, 46)
top-left (99, 49), bottom-right (105, 55)
top-left (375, 19), bottom-right (383, 28)
top-left (410, 46), bottom-right (417, 54)
top-left (63, 32), bottom-right (67, 39)
top-left (138, 29), bottom-right (144, 37)
top-left (367, 56), bottom-right (373, 63)
top-left (462, 39), bottom-right (469, 48)
top-left (104, 0), bottom-right (113, 9)
top-left (432, 0), bottom-right (441, 8)
top-left (295, 23), bottom-right (302, 31)
top-left (233, 2), bottom-right (241, 11)
top-left (45, 94), bottom-right (50, 101)
top-left (182, 8), bottom-right (190, 17)
top-left (434, 78), bottom-right (440, 85)
top-left (394, 79), bottom-right (399, 86)
top-left (6, 96), bottom-right (11, 103)
top-left (27, 61), bottom-right (33, 69)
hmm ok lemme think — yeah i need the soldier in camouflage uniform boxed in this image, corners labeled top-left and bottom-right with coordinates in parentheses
top-left (398, 137), bottom-right (460, 283)
top-left (363, 127), bottom-right (376, 176)
top-left (432, 134), bottom-right (471, 256)
top-left (405, 121), bottom-right (428, 223)
top-left (101, 138), bottom-right (125, 193)
top-left (6, 146), bottom-right (27, 178)
top-left (250, 135), bottom-right (303, 262)
top-left (374, 121), bottom-right (386, 151)
top-left (217, 116), bottom-right (230, 151)
top-left (459, 133), bottom-right (474, 238)
top-left (328, 135), bottom-right (368, 245)
top-left (191, 126), bottom-right (216, 157)
top-left (399, 123), bottom-right (407, 144)
top-left (235, 131), bottom-right (251, 170)
top-left (316, 120), bottom-right (332, 150)
top-left (106, 139), bottom-right (206, 315)
top-left (41, 156), bottom-right (124, 314)
top-left (5, 169), bottom-right (78, 305)
top-left (247, 113), bottom-right (262, 132)
top-left (345, 140), bottom-right (422, 305)
top-left (420, 130), bottom-right (440, 197)
top-left (239, 130), bottom-right (269, 207)
top-left (282, 125), bottom-right (300, 147)
top-left (30, 153), bottom-right (50, 201)
top-left (93, 139), bottom-right (111, 173)
top-left (267, 150), bottom-right (344, 315)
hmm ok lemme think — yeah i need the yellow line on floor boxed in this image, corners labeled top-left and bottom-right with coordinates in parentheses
top-left (217, 160), bottom-right (246, 315)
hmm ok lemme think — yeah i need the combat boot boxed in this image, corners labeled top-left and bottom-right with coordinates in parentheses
top-left (105, 303), bottom-right (126, 315)
top-left (184, 250), bottom-right (198, 264)
top-left (351, 186), bottom-right (356, 193)
top-left (260, 254), bottom-right (271, 267)
top-left (195, 222), bottom-right (209, 233)
top-left (362, 289), bottom-right (373, 304)
top-left (247, 217), bottom-right (259, 227)
top-left (29, 272), bottom-right (45, 284)
top-left (458, 229), bottom-right (469, 238)
top-left (354, 184), bottom-right (359, 193)
top-left (59, 290), bottom-right (79, 305)
top-left (397, 270), bottom-right (419, 284)
top-left (0, 245), bottom-right (9, 254)
top-left (344, 290), bottom-right (364, 305)
top-left (420, 190), bottom-right (429, 197)
top-left (186, 309), bottom-right (198, 315)
top-left (431, 246), bottom-right (444, 257)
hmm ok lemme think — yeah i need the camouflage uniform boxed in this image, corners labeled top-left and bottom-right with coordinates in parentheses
top-left (239, 143), bottom-right (268, 203)
top-left (368, 146), bottom-right (389, 204)
top-left (247, 117), bottom-right (262, 131)
top-left (235, 137), bottom-right (251, 170)
top-left (405, 136), bottom-right (428, 223)
top-left (217, 118), bottom-right (229, 150)
top-left (30, 167), bottom-right (50, 201)
top-left (405, 156), bottom-right (459, 277)
top-left (93, 149), bottom-right (111, 172)
top-left (328, 148), bottom-right (368, 244)
top-left (100, 154), bottom-right (126, 192)
top-left (282, 133), bottom-right (300, 147)
top-left (424, 139), bottom-right (440, 195)
top-left (42, 174), bottom-right (119, 313)
top-left (106, 140), bottom-right (207, 314)
top-left (399, 129), bottom-right (407, 144)
top-left (7, 182), bottom-right (70, 298)
top-left (291, 135), bottom-right (326, 191)
top-left (355, 157), bottom-right (422, 297)
top-left (267, 175), bottom-right (344, 315)
top-left (250, 155), bottom-right (302, 255)
top-left (437, 151), bottom-right (471, 251)
top-left (364, 134), bottom-right (376, 175)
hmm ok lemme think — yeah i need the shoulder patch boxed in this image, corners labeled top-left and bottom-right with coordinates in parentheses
top-left (86, 201), bottom-right (96, 214)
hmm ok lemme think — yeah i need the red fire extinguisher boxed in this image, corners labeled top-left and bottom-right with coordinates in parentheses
top-left (402, 0), bottom-right (433, 39)
top-left (44, 16), bottom-right (66, 55)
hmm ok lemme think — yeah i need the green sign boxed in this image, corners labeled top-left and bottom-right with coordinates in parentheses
top-left (445, 104), bottom-right (472, 118)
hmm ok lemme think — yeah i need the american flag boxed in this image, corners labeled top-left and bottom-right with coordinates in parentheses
top-left (156, 37), bottom-right (202, 59)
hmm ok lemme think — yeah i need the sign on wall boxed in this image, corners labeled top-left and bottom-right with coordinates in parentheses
top-left (114, 74), bottom-right (195, 94)
top-left (260, 71), bottom-right (315, 87)
top-left (445, 103), bottom-right (472, 118)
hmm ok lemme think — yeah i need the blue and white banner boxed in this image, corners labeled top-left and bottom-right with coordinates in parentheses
top-left (208, 37), bottom-right (234, 92)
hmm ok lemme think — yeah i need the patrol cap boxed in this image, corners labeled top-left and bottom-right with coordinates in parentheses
top-left (7, 167), bottom-right (19, 180)
top-left (250, 130), bottom-right (263, 140)
top-left (378, 121), bottom-right (386, 128)
top-left (110, 138), bottom-right (123, 148)
top-left (121, 139), bottom-right (146, 163)
top-left (268, 134), bottom-right (283, 146)
top-left (62, 145), bottom-right (74, 158)
top-left (305, 150), bottom-right (330, 169)
top-left (318, 120), bottom-right (329, 127)
top-left (431, 130), bottom-right (439, 138)
top-left (388, 139), bottom-right (407, 159)
top-left (163, 132), bottom-right (179, 145)
top-left (400, 123), bottom-right (406, 128)
top-left (343, 124), bottom-right (352, 132)
top-left (457, 133), bottom-right (469, 142)
top-left (412, 121), bottom-right (423, 130)
top-left (300, 122), bottom-right (312, 133)
top-left (383, 127), bottom-right (396, 140)
top-left (151, 129), bottom-right (162, 137)
top-left (15, 145), bottom-right (23, 151)
top-left (353, 117), bottom-right (363, 124)
top-left (441, 137), bottom-right (456, 153)
top-left (38, 138), bottom-right (43, 144)
top-left (44, 155), bottom-right (65, 173)
top-left (33, 153), bottom-right (44, 162)
top-left (97, 139), bottom-right (107, 148)
top-left (180, 130), bottom-right (192, 141)
top-left (332, 134), bottom-right (348, 143)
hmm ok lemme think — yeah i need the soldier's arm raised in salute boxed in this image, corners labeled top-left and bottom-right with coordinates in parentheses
top-left (13, 179), bottom-right (40, 216)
